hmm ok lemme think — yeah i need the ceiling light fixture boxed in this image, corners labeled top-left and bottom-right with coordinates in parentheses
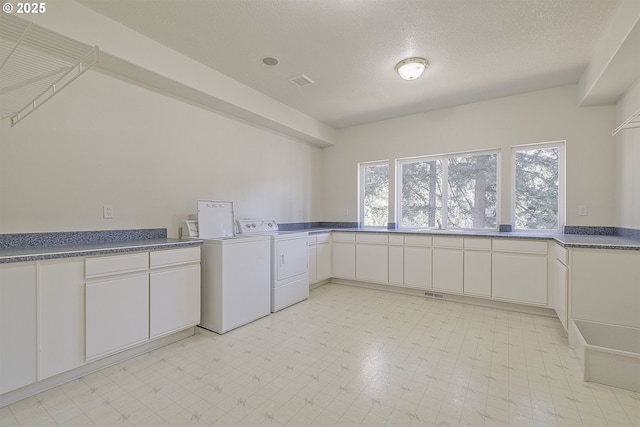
top-left (395, 57), bottom-right (428, 80)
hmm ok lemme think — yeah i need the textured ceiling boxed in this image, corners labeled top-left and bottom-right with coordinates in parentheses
top-left (77, 0), bottom-right (621, 129)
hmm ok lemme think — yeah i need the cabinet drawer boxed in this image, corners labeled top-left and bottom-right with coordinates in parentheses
top-left (492, 239), bottom-right (547, 254)
top-left (85, 252), bottom-right (148, 278)
top-left (356, 233), bottom-right (388, 244)
top-left (553, 243), bottom-right (568, 265)
top-left (432, 236), bottom-right (463, 248)
top-left (316, 233), bottom-right (331, 244)
top-left (332, 232), bottom-right (356, 243)
top-left (150, 247), bottom-right (200, 268)
top-left (464, 238), bottom-right (492, 251)
top-left (404, 235), bottom-right (433, 246)
top-left (389, 234), bottom-right (404, 245)
top-left (307, 235), bottom-right (317, 245)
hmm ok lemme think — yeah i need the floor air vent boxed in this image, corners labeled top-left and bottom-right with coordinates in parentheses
top-left (424, 292), bottom-right (444, 299)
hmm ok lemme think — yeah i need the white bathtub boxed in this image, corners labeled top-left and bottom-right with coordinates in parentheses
top-left (568, 319), bottom-right (640, 392)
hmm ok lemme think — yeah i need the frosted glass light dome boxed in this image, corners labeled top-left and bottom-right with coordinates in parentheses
top-left (395, 57), bottom-right (428, 80)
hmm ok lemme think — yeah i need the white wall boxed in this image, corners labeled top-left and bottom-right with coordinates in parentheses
top-left (615, 79), bottom-right (640, 229)
top-left (0, 71), bottom-right (323, 236)
top-left (28, 0), bottom-right (335, 147)
top-left (0, 78), bottom-right (627, 236)
top-left (323, 85), bottom-right (616, 227)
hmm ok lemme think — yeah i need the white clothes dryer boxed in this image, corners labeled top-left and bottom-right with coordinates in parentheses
top-left (237, 220), bottom-right (309, 312)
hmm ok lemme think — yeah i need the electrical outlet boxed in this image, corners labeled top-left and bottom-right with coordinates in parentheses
top-left (103, 205), bottom-right (114, 219)
top-left (343, 209), bottom-right (349, 217)
top-left (578, 205), bottom-right (588, 216)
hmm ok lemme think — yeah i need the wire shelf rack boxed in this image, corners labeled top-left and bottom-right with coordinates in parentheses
top-left (612, 109), bottom-right (640, 136)
top-left (0, 13), bottom-right (98, 126)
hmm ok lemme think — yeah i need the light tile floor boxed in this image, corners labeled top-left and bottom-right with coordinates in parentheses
top-left (2, 283), bottom-right (639, 426)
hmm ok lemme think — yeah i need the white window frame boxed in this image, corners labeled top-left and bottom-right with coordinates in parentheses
top-left (396, 148), bottom-right (501, 231)
top-left (511, 141), bottom-right (565, 232)
top-left (358, 160), bottom-right (390, 228)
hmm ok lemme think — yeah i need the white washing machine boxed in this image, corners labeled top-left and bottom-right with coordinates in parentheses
top-left (195, 201), bottom-right (271, 334)
top-left (237, 220), bottom-right (309, 312)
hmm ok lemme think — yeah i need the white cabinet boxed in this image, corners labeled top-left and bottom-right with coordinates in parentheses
top-left (388, 235), bottom-right (404, 285)
top-left (432, 237), bottom-right (463, 294)
top-left (403, 235), bottom-right (432, 290)
top-left (332, 233), bottom-right (356, 279)
top-left (571, 249), bottom-right (640, 329)
top-left (1, 245), bottom-right (201, 401)
top-left (85, 253), bottom-right (149, 360)
top-left (310, 233), bottom-right (332, 284)
top-left (356, 233), bottom-right (388, 284)
top-left (308, 235), bottom-right (317, 283)
top-left (325, 232), bottom-right (563, 311)
top-left (316, 234), bottom-right (332, 282)
top-left (149, 247), bottom-right (201, 339)
top-left (492, 239), bottom-right (547, 306)
top-left (0, 262), bottom-right (36, 394)
top-left (463, 238), bottom-right (492, 297)
top-left (548, 243), bottom-right (568, 330)
top-left (38, 259), bottom-right (85, 379)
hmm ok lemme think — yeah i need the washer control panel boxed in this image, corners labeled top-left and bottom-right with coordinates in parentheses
top-left (237, 219), bottom-right (278, 233)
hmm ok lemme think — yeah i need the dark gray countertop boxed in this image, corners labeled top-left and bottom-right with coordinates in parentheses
top-left (2, 225), bottom-right (637, 265)
top-left (0, 228), bottom-right (205, 264)
top-left (0, 238), bottom-right (203, 264)
top-left (551, 234), bottom-right (640, 250)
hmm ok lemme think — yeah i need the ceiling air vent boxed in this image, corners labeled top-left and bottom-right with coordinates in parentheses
top-left (289, 74), bottom-right (314, 87)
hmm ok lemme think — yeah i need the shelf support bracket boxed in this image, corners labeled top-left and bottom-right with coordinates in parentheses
top-left (612, 109), bottom-right (640, 136)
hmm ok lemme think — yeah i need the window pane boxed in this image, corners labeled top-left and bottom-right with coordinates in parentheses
top-left (363, 164), bottom-right (388, 227)
top-left (447, 154), bottom-right (497, 229)
top-left (515, 148), bottom-right (559, 230)
top-left (400, 160), bottom-right (442, 227)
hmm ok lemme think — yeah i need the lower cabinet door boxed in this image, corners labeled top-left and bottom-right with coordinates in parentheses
top-left (552, 258), bottom-right (568, 330)
top-left (492, 252), bottom-right (547, 305)
top-left (332, 243), bottom-right (355, 279)
top-left (0, 263), bottom-right (37, 394)
top-left (39, 259), bottom-right (86, 380)
top-left (463, 251), bottom-right (491, 297)
top-left (150, 264), bottom-right (201, 339)
top-left (85, 273), bottom-right (149, 360)
top-left (356, 244), bottom-right (388, 283)
top-left (404, 246), bottom-right (432, 289)
top-left (316, 243), bottom-right (332, 282)
top-left (308, 245), bottom-right (317, 284)
top-left (388, 245), bottom-right (404, 285)
top-left (432, 249), bottom-right (463, 293)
